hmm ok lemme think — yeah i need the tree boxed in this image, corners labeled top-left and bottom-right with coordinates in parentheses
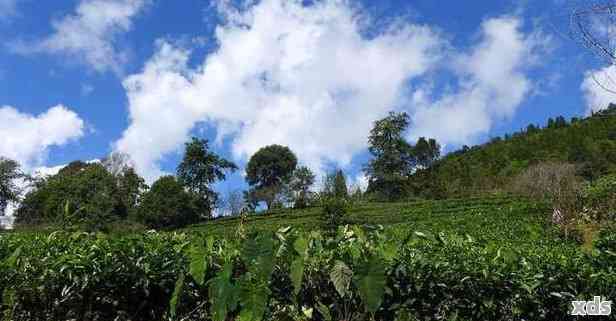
top-left (413, 137), bottom-right (441, 169)
top-left (136, 176), bottom-right (199, 229)
top-left (245, 145), bottom-right (297, 209)
top-left (177, 137), bottom-right (237, 218)
top-left (364, 112), bottom-right (414, 200)
top-left (117, 167), bottom-right (148, 219)
top-left (333, 169), bottom-right (348, 199)
top-left (288, 166), bottom-right (315, 209)
top-left (15, 163), bottom-right (124, 230)
top-left (0, 158), bottom-right (25, 216)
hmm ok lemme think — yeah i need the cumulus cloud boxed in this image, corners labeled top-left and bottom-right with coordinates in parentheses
top-left (115, 0), bottom-right (550, 182)
top-left (11, 0), bottom-right (150, 74)
top-left (0, 105), bottom-right (85, 169)
top-left (410, 17), bottom-right (551, 145)
top-left (116, 0), bottom-right (444, 181)
top-left (581, 65), bottom-right (616, 114)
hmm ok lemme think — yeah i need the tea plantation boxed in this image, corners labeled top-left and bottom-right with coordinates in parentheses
top-left (2, 196), bottom-right (615, 321)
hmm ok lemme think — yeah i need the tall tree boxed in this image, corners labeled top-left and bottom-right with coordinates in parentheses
top-left (177, 137), bottom-right (237, 218)
top-left (413, 137), bottom-right (441, 168)
top-left (245, 145), bottom-right (297, 209)
top-left (333, 169), bottom-right (348, 199)
top-left (364, 112), bottom-right (413, 200)
top-left (0, 158), bottom-right (25, 216)
top-left (288, 166), bottom-right (315, 208)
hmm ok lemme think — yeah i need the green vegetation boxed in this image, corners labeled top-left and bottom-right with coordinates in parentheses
top-left (0, 109), bottom-right (615, 320)
top-left (1, 222), bottom-right (614, 321)
top-left (409, 106), bottom-right (616, 198)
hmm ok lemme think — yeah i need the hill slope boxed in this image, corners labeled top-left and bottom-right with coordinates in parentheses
top-left (186, 196), bottom-right (567, 248)
top-left (408, 106), bottom-right (616, 198)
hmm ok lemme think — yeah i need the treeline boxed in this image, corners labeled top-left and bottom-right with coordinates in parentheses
top-left (1, 137), bottom-right (361, 231)
top-left (408, 104), bottom-right (616, 199)
top-left (1, 104), bottom-right (615, 231)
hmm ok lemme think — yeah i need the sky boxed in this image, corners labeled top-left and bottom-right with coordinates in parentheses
top-left (1, 0), bottom-right (615, 204)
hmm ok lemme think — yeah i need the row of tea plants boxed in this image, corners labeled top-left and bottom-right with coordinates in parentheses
top-left (1, 225), bottom-right (615, 321)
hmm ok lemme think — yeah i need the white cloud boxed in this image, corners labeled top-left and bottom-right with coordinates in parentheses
top-left (581, 65), bottom-right (616, 114)
top-left (409, 16), bottom-right (551, 145)
top-left (11, 0), bottom-right (149, 74)
top-left (115, 1), bottom-right (550, 182)
top-left (115, 0), bottom-right (444, 181)
top-left (0, 105), bottom-right (85, 169)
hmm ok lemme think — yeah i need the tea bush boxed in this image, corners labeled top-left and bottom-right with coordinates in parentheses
top-left (1, 226), bottom-right (614, 321)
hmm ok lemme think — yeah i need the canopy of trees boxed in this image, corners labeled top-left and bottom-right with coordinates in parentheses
top-left (409, 108), bottom-right (616, 198)
top-left (0, 157), bottom-right (25, 216)
top-left (177, 137), bottom-right (237, 218)
top-left (245, 145), bottom-right (298, 209)
top-left (136, 176), bottom-right (200, 229)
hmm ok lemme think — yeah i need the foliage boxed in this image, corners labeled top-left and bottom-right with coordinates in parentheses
top-left (582, 174), bottom-right (616, 221)
top-left (288, 166), bottom-right (316, 209)
top-left (364, 112), bottom-right (414, 201)
top-left (136, 176), bottom-right (200, 229)
top-left (510, 162), bottom-right (583, 222)
top-left (0, 224), bottom-right (613, 321)
top-left (15, 163), bottom-right (125, 231)
top-left (413, 137), bottom-right (441, 168)
top-left (177, 137), bottom-right (237, 218)
top-left (333, 170), bottom-right (348, 199)
top-left (410, 112), bottom-right (616, 198)
top-left (320, 197), bottom-right (347, 235)
top-left (0, 158), bottom-right (25, 217)
top-left (246, 145), bottom-right (298, 209)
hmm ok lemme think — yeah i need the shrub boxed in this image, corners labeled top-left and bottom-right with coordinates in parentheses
top-left (0, 229), bottom-right (614, 321)
top-left (510, 162), bottom-right (583, 226)
top-left (582, 174), bottom-right (616, 221)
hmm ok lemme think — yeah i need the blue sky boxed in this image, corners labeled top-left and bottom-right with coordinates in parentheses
top-left (0, 0), bottom-right (614, 194)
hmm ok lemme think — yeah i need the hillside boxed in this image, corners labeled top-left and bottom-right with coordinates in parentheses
top-left (408, 106), bottom-right (616, 198)
top-left (186, 196), bottom-right (566, 247)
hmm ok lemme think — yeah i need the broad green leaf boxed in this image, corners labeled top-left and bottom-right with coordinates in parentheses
top-left (293, 235), bottom-right (308, 258)
top-left (4, 246), bottom-right (22, 268)
top-left (169, 273), bottom-right (185, 319)
top-left (290, 258), bottom-right (304, 296)
top-left (188, 244), bottom-right (207, 286)
top-left (330, 260), bottom-right (353, 298)
top-left (209, 262), bottom-right (237, 321)
top-left (238, 282), bottom-right (270, 321)
top-left (242, 233), bottom-right (275, 279)
top-left (316, 303), bottom-right (332, 321)
top-left (355, 256), bottom-right (387, 313)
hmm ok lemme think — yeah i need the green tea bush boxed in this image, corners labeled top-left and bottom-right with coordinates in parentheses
top-left (0, 227), bottom-right (614, 321)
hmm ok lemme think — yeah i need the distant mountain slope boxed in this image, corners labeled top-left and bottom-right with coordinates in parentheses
top-left (409, 105), bottom-right (616, 198)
